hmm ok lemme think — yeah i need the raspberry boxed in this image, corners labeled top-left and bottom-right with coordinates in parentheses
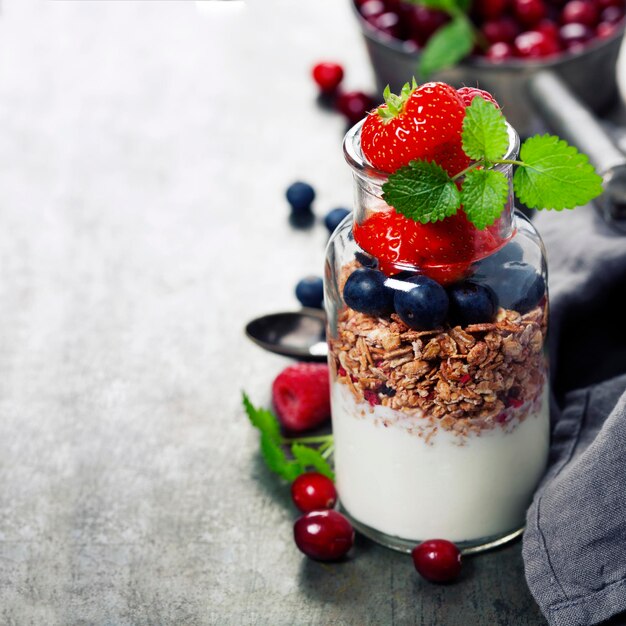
top-left (272, 363), bottom-right (331, 432)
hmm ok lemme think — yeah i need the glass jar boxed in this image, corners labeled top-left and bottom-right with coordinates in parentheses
top-left (324, 119), bottom-right (550, 553)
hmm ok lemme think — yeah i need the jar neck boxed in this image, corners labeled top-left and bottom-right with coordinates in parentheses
top-left (343, 119), bottom-right (519, 242)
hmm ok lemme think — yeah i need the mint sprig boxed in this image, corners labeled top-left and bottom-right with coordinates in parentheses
top-left (419, 15), bottom-right (474, 80)
top-left (242, 392), bottom-right (334, 482)
top-left (382, 96), bottom-right (603, 230)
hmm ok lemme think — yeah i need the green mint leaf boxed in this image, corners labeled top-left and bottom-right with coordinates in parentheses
top-left (513, 135), bottom-right (604, 210)
top-left (461, 169), bottom-right (510, 229)
top-left (242, 392), bottom-right (281, 443)
top-left (382, 160), bottom-right (461, 223)
top-left (260, 434), bottom-right (302, 481)
top-left (419, 15), bottom-right (474, 79)
top-left (291, 443), bottom-right (335, 481)
top-left (462, 97), bottom-right (509, 163)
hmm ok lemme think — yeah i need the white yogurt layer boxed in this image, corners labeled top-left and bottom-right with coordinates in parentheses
top-left (331, 382), bottom-right (550, 543)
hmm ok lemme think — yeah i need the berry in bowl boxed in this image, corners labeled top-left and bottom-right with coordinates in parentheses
top-left (353, 0), bottom-right (625, 135)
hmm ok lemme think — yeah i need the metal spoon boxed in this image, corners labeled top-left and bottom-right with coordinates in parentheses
top-left (245, 308), bottom-right (328, 361)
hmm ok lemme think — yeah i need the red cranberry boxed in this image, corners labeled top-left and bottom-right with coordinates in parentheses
top-left (475, 0), bottom-right (510, 20)
top-left (412, 539), bottom-right (462, 583)
top-left (595, 0), bottom-right (623, 11)
top-left (291, 472), bottom-right (338, 513)
top-left (360, 0), bottom-right (386, 20)
top-left (601, 5), bottom-right (624, 22)
top-left (336, 91), bottom-right (376, 125)
top-left (312, 62), bottom-right (344, 94)
top-left (371, 11), bottom-right (404, 38)
top-left (486, 41), bottom-right (517, 60)
top-left (407, 5), bottom-right (449, 42)
top-left (293, 510), bottom-right (355, 561)
top-left (515, 29), bottom-right (561, 56)
top-left (482, 16), bottom-right (520, 42)
top-left (559, 22), bottom-right (594, 48)
top-left (561, 0), bottom-right (599, 24)
top-left (597, 19), bottom-right (619, 35)
top-left (536, 18), bottom-right (561, 38)
top-left (514, 0), bottom-right (548, 26)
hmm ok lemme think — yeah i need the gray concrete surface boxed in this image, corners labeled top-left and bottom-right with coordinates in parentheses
top-left (0, 1), bottom-right (555, 623)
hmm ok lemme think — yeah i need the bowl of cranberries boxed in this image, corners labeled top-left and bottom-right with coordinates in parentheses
top-left (354, 0), bottom-right (625, 134)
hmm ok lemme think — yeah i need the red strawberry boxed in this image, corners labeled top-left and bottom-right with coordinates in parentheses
top-left (354, 210), bottom-right (504, 283)
top-left (272, 364), bottom-right (331, 432)
top-left (457, 86), bottom-right (501, 109)
top-left (361, 81), bottom-right (470, 176)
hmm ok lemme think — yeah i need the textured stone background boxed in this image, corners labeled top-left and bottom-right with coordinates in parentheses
top-left (0, 1), bottom-right (622, 624)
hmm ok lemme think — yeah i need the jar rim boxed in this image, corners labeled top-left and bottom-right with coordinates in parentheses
top-left (343, 117), bottom-right (520, 183)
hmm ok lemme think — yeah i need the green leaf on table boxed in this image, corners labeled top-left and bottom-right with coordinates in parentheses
top-left (291, 444), bottom-right (335, 481)
top-left (462, 97), bottom-right (509, 163)
top-left (260, 434), bottom-right (302, 481)
top-left (242, 392), bottom-right (281, 443)
top-left (461, 169), bottom-right (510, 229)
top-left (419, 15), bottom-right (474, 79)
top-left (382, 160), bottom-right (460, 223)
top-left (513, 135), bottom-right (604, 210)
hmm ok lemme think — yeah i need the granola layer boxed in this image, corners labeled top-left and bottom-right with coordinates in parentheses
top-left (329, 299), bottom-right (547, 434)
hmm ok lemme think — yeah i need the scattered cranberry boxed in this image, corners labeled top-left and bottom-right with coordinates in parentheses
top-left (291, 472), bottom-right (338, 513)
top-left (561, 0), bottom-right (599, 25)
top-left (514, 0), bottom-right (547, 26)
top-left (335, 91), bottom-right (376, 125)
top-left (515, 29), bottom-right (561, 56)
top-left (560, 22), bottom-right (594, 48)
top-left (363, 389), bottom-right (381, 406)
top-left (482, 16), bottom-right (520, 42)
top-left (293, 510), bottom-right (355, 561)
top-left (486, 41), bottom-right (516, 60)
top-left (412, 539), bottom-right (462, 583)
top-left (312, 62), bottom-right (344, 94)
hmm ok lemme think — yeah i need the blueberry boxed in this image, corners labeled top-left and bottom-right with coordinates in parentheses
top-left (447, 281), bottom-right (498, 326)
top-left (296, 276), bottom-right (324, 309)
top-left (485, 262), bottom-right (546, 314)
top-left (286, 181), bottom-right (315, 214)
top-left (324, 207), bottom-right (350, 233)
top-left (393, 276), bottom-right (448, 330)
top-left (343, 268), bottom-right (394, 317)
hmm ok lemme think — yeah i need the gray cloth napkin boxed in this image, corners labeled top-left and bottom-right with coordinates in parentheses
top-left (522, 206), bottom-right (626, 626)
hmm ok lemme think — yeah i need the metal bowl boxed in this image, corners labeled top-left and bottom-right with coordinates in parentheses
top-left (356, 7), bottom-right (626, 136)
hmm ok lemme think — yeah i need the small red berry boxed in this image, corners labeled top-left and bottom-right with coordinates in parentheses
top-left (407, 5), bottom-right (449, 42)
top-left (559, 21), bottom-right (594, 47)
top-left (514, 0), bottom-right (547, 25)
top-left (312, 62), bottom-right (344, 93)
top-left (412, 539), bottom-right (462, 583)
top-left (272, 363), bottom-right (331, 432)
top-left (457, 87), bottom-right (501, 108)
top-left (482, 16), bottom-right (520, 43)
top-left (486, 41), bottom-right (516, 61)
top-left (600, 4), bottom-right (624, 22)
top-left (291, 473), bottom-right (338, 513)
top-left (360, 0), bottom-right (386, 20)
top-left (475, 0), bottom-right (510, 20)
top-left (536, 18), bottom-right (561, 38)
top-left (597, 20), bottom-right (618, 35)
top-left (515, 29), bottom-right (561, 57)
top-left (335, 91), bottom-right (376, 125)
top-left (561, 0), bottom-right (599, 25)
top-left (293, 510), bottom-right (354, 561)
top-left (371, 11), bottom-right (404, 38)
